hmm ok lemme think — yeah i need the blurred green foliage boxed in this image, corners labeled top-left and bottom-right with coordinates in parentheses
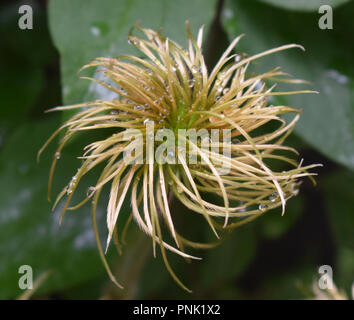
top-left (223, 0), bottom-right (354, 170)
top-left (0, 0), bottom-right (353, 299)
top-left (258, 0), bottom-right (351, 12)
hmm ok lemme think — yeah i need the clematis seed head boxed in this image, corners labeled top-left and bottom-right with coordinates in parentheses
top-left (39, 22), bottom-right (321, 292)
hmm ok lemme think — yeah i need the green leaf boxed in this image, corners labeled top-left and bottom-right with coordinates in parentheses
top-left (0, 2), bottom-right (62, 159)
top-left (48, 0), bottom-right (218, 116)
top-left (0, 116), bottom-right (115, 299)
top-left (323, 170), bottom-right (354, 292)
top-left (260, 196), bottom-right (303, 239)
top-left (135, 224), bottom-right (257, 299)
top-left (222, 0), bottom-right (354, 170)
top-left (257, 0), bottom-right (351, 12)
top-left (0, 3), bottom-right (56, 130)
top-left (199, 225), bottom-right (257, 293)
top-left (254, 264), bottom-right (317, 299)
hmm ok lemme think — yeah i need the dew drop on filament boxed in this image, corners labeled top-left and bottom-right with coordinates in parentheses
top-left (87, 186), bottom-right (95, 197)
top-left (258, 204), bottom-right (268, 212)
top-left (269, 192), bottom-right (277, 202)
top-left (191, 65), bottom-right (198, 74)
top-left (234, 54), bottom-right (241, 62)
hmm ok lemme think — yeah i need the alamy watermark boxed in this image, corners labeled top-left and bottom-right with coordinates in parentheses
top-left (18, 264), bottom-right (33, 290)
top-left (318, 5), bottom-right (333, 30)
top-left (122, 121), bottom-right (232, 174)
top-left (318, 265), bottom-right (333, 290)
top-left (18, 5), bottom-right (33, 30)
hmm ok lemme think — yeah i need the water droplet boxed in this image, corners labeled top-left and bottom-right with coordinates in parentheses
top-left (63, 86), bottom-right (70, 95)
top-left (171, 66), bottom-right (177, 72)
top-left (223, 8), bottom-right (234, 19)
top-left (167, 150), bottom-right (175, 158)
top-left (269, 192), bottom-right (277, 202)
top-left (255, 81), bottom-right (263, 91)
top-left (134, 105), bottom-right (144, 111)
top-left (326, 69), bottom-right (349, 84)
top-left (87, 186), bottom-right (95, 197)
top-left (68, 176), bottom-right (77, 193)
top-left (292, 186), bottom-right (299, 196)
top-left (239, 206), bottom-right (247, 213)
top-left (55, 152), bottom-right (61, 160)
top-left (191, 65), bottom-right (198, 74)
top-left (234, 54), bottom-right (241, 62)
top-left (90, 26), bottom-right (100, 37)
top-left (258, 204), bottom-right (268, 212)
top-left (188, 79), bottom-right (195, 88)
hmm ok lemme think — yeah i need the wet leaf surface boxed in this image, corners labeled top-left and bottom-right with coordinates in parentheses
top-left (222, 0), bottom-right (354, 170)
